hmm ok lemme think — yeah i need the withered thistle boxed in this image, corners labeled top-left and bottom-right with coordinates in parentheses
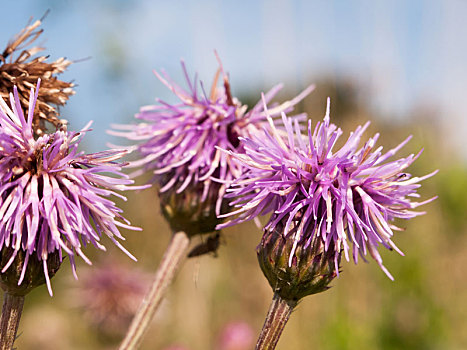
top-left (0, 15), bottom-right (74, 136)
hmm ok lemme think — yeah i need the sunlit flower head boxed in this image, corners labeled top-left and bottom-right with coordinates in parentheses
top-left (0, 81), bottom-right (142, 295)
top-left (110, 57), bottom-right (313, 234)
top-left (219, 97), bottom-right (437, 279)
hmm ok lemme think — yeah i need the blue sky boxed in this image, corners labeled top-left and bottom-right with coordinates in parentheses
top-left (2, 0), bottom-right (466, 159)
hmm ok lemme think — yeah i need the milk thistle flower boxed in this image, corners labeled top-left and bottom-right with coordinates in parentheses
top-left (0, 14), bottom-right (75, 135)
top-left (116, 59), bottom-right (313, 349)
top-left (219, 97), bottom-right (437, 349)
top-left (0, 81), bottom-right (141, 349)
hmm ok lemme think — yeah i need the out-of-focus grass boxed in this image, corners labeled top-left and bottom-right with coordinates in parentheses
top-left (10, 84), bottom-right (467, 350)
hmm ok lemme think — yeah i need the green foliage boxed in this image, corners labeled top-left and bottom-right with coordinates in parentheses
top-left (437, 166), bottom-right (467, 234)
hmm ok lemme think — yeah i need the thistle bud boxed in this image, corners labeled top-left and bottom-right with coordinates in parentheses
top-left (159, 176), bottom-right (228, 237)
top-left (257, 226), bottom-right (340, 302)
top-left (0, 247), bottom-right (61, 296)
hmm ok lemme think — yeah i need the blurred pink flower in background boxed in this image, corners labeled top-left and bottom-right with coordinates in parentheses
top-left (216, 321), bottom-right (255, 350)
top-left (70, 259), bottom-right (150, 339)
top-left (162, 346), bottom-right (191, 350)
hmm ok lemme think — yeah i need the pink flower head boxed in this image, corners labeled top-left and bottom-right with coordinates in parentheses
top-left (110, 57), bottom-right (313, 216)
top-left (219, 97), bottom-right (437, 279)
top-left (0, 80), bottom-right (143, 295)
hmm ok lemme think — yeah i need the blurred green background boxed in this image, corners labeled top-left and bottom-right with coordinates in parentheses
top-left (1, 1), bottom-right (466, 349)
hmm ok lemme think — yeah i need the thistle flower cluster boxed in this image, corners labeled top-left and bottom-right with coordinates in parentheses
top-left (0, 17), bottom-right (74, 135)
top-left (111, 60), bottom-right (313, 234)
top-left (220, 98), bottom-right (436, 281)
top-left (0, 81), bottom-right (141, 295)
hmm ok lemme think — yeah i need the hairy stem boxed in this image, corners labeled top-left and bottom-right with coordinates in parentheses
top-left (0, 292), bottom-right (25, 350)
top-left (119, 231), bottom-right (190, 350)
top-left (256, 293), bottom-right (297, 350)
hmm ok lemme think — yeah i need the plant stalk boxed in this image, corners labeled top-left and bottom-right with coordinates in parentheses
top-left (255, 293), bottom-right (297, 350)
top-left (119, 231), bottom-right (190, 350)
top-left (0, 292), bottom-right (25, 350)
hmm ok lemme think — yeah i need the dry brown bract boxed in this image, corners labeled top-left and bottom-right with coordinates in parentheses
top-left (0, 17), bottom-right (75, 135)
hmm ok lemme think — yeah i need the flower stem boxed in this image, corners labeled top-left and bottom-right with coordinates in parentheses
top-left (119, 231), bottom-right (191, 350)
top-left (255, 293), bottom-right (297, 350)
top-left (0, 292), bottom-right (25, 350)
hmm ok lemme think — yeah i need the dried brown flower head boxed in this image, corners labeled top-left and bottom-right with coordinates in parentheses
top-left (0, 15), bottom-right (74, 135)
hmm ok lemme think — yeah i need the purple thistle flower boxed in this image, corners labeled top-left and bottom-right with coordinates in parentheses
top-left (110, 58), bottom-right (313, 228)
top-left (219, 97), bottom-right (437, 280)
top-left (0, 80), bottom-right (142, 296)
